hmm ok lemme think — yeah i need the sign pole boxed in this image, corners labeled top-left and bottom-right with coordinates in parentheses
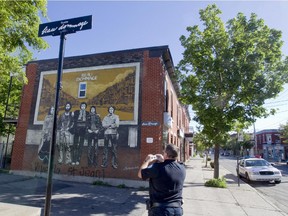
top-left (44, 32), bottom-right (66, 216)
top-left (38, 15), bottom-right (92, 216)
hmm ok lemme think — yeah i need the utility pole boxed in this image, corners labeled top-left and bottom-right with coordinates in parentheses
top-left (253, 122), bottom-right (257, 155)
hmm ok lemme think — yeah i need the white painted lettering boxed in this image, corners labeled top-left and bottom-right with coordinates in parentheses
top-left (41, 26), bottom-right (58, 35)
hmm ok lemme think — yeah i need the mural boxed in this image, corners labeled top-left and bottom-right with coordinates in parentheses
top-left (86, 105), bottom-right (102, 167)
top-left (57, 102), bottom-right (74, 164)
top-left (71, 102), bottom-right (89, 166)
top-left (34, 63), bottom-right (140, 169)
top-left (101, 106), bottom-right (119, 169)
top-left (38, 106), bottom-right (54, 164)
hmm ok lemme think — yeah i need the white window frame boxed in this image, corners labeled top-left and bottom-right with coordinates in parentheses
top-left (78, 82), bottom-right (87, 98)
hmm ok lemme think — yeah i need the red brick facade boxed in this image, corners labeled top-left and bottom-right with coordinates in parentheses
top-left (11, 63), bottom-right (38, 170)
top-left (255, 129), bottom-right (287, 161)
top-left (11, 46), bottom-right (191, 184)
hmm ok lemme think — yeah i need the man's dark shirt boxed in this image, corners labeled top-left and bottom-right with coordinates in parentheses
top-left (141, 159), bottom-right (186, 204)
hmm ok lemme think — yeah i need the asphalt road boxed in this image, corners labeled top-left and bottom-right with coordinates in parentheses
top-left (220, 156), bottom-right (288, 215)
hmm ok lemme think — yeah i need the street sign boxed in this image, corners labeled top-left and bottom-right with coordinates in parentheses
top-left (238, 131), bottom-right (244, 142)
top-left (38, 15), bottom-right (92, 216)
top-left (142, 121), bottom-right (159, 126)
top-left (38, 15), bottom-right (92, 37)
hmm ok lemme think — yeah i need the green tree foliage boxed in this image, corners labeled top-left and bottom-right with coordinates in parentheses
top-left (279, 121), bottom-right (288, 143)
top-left (0, 0), bottom-right (48, 135)
top-left (193, 132), bottom-right (213, 167)
top-left (227, 132), bottom-right (254, 156)
top-left (177, 4), bottom-right (288, 178)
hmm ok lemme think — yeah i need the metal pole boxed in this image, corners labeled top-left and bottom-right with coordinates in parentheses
top-left (2, 125), bottom-right (11, 169)
top-left (44, 32), bottom-right (66, 216)
top-left (4, 75), bottom-right (13, 119)
top-left (253, 122), bottom-right (257, 155)
top-left (237, 156), bottom-right (240, 186)
top-left (1, 75), bottom-right (13, 168)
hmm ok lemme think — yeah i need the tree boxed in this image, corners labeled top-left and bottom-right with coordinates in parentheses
top-left (0, 1), bottom-right (48, 135)
top-left (279, 121), bottom-right (288, 144)
top-left (177, 4), bottom-right (288, 178)
top-left (192, 131), bottom-right (213, 167)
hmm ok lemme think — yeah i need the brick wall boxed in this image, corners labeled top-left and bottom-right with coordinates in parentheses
top-left (11, 63), bottom-right (38, 170)
top-left (11, 46), bottom-right (191, 181)
top-left (139, 51), bottom-right (165, 162)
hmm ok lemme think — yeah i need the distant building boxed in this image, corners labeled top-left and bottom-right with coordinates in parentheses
top-left (10, 46), bottom-right (192, 186)
top-left (255, 129), bottom-right (287, 161)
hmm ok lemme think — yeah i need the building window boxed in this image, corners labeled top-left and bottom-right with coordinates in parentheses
top-left (171, 91), bottom-right (173, 117)
top-left (78, 82), bottom-right (87, 98)
top-left (164, 80), bottom-right (168, 112)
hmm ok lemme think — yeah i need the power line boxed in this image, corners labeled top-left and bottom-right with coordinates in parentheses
top-left (265, 99), bottom-right (288, 105)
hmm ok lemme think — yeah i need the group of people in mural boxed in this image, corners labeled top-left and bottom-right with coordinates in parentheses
top-left (38, 102), bottom-right (120, 169)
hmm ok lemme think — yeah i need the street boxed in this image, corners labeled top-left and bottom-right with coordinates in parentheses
top-left (220, 156), bottom-right (288, 214)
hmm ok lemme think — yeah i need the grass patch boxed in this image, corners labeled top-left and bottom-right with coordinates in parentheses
top-left (0, 169), bottom-right (9, 174)
top-left (92, 180), bottom-right (111, 187)
top-left (204, 177), bottom-right (227, 188)
top-left (117, 184), bottom-right (126, 188)
top-left (92, 181), bottom-right (128, 189)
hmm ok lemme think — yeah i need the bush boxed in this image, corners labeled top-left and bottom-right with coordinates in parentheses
top-left (210, 161), bottom-right (214, 168)
top-left (0, 169), bottom-right (9, 174)
top-left (92, 180), bottom-right (111, 187)
top-left (117, 184), bottom-right (126, 188)
top-left (207, 157), bottom-right (211, 161)
top-left (205, 177), bottom-right (227, 188)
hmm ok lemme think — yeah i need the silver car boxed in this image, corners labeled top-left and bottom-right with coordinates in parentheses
top-left (237, 158), bottom-right (282, 184)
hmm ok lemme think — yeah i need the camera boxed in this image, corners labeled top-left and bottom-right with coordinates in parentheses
top-left (151, 155), bottom-right (157, 160)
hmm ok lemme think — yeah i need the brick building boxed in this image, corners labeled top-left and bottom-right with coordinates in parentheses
top-left (255, 129), bottom-right (287, 162)
top-left (10, 46), bottom-right (192, 186)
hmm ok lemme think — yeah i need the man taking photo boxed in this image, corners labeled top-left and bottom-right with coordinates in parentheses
top-left (138, 144), bottom-right (186, 216)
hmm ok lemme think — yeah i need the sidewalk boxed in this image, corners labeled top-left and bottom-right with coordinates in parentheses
top-left (0, 157), bottom-right (287, 216)
top-left (183, 157), bottom-right (287, 216)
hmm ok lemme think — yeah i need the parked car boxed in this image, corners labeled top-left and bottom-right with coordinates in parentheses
top-left (236, 158), bottom-right (282, 184)
top-left (223, 151), bottom-right (230, 156)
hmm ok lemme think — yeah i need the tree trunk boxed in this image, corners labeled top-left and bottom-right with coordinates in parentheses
top-left (213, 143), bottom-right (220, 179)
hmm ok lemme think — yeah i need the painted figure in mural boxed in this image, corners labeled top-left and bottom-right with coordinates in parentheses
top-left (57, 102), bottom-right (74, 164)
top-left (101, 106), bottom-right (120, 169)
top-left (71, 102), bottom-right (89, 166)
top-left (86, 106), bottom-right (103, 166)
top-left (38, 106), bottom-right (54, 164)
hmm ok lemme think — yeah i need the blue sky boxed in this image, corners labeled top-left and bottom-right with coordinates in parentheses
top-left (34, 1), bottom-right (288, 132)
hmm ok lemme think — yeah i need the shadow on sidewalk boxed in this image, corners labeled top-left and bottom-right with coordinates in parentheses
top-left (0, 176), bottom-right (149, 216)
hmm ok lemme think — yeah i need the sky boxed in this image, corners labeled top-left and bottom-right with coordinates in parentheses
top-left (33, 0), bottom-right (288, 133)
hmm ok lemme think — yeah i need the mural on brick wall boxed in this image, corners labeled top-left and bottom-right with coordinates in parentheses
top-left (38, 106), bottom-right (55, 163)
top-left (34, 63), bottom-right (140, 170)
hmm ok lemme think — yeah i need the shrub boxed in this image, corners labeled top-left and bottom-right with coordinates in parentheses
top-left (210, 161), bottom-right (214, 168)
top-left (0, 169), bottom-right (9, 174)
top-left (92, 180), bottom-right (111, 187)
top-left (204, 177), bottom-right (227, 188)
top-left (117, 184), bottom-right (126, 188)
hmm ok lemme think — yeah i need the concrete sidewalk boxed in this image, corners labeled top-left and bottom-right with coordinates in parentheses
top-left (0, 157), bottom-right (287, 216)
top-left (183, 157), bottom-right (287, 216)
